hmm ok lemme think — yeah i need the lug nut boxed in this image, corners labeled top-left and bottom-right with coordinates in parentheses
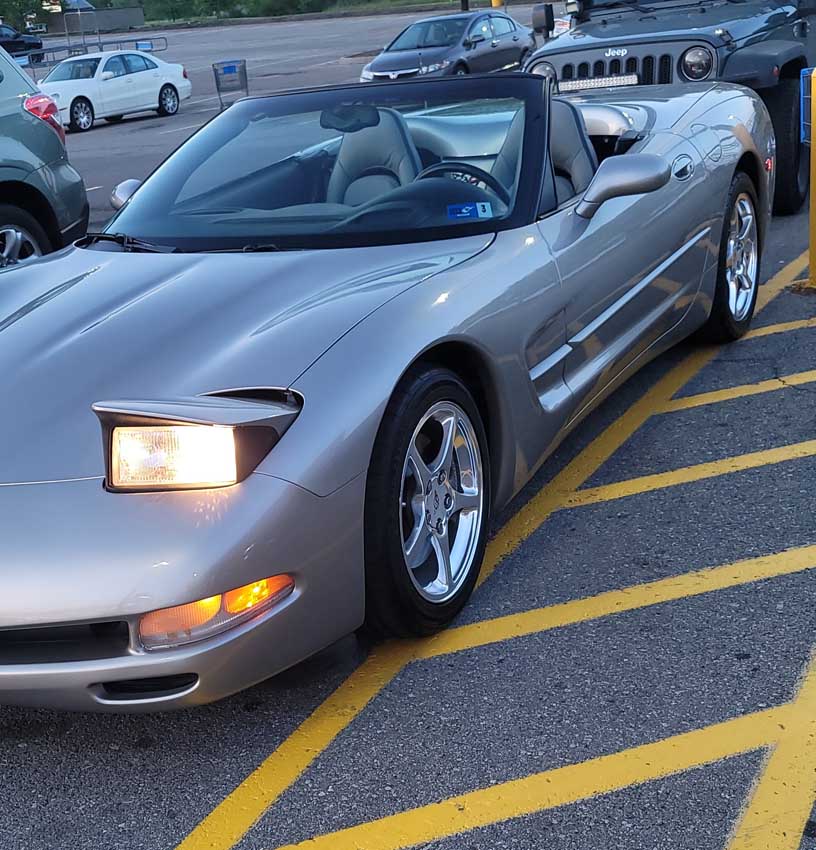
top-left (444, 494), bottom-right (452, 509)
top-left (436, 519), bottom-right (443, 533)
top-left (438, 470), bottom-right (446, 484)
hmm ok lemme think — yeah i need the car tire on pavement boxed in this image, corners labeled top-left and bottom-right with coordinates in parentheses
top-left (69, 97), bottom-right (94, 132)
top-left (701, 171), bottom-right (761, 342)
top-left (157, 84), bottom-right (179, 116)
top-left (364, 366), bottom-right (491, 638)
top-left (454, 63), bottom-right (469, 75)
top-left (0, 204), bottom-right (52, 264)
top-left (765, 77), bottom-right (808, 215)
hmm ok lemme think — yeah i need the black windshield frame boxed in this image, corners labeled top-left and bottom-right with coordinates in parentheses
top-left (105, 74), bottom-right (549, 252)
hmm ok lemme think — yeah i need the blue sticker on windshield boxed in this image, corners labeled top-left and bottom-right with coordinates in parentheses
top-left (447, 202), bottom-right (493, 220)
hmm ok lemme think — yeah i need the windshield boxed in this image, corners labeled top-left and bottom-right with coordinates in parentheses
top-left (108, 77), bottom-right (545, 252)
top-left (43, 58), bottom-right (100, 81)
top-left (388, 19), bottom-right (469, 50)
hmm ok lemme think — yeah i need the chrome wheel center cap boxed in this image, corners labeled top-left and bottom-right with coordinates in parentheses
top-left (425, 476), bottom-right (452, 534)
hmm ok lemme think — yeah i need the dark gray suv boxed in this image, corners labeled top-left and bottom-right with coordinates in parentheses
top-left (525, 0), bottom-right (815, 214)
top-left (0, 47), bottom-right (88, 266)
top-left (361, 11), bottom-right (536, 81)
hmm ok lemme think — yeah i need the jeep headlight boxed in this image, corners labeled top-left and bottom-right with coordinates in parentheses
top-left (530, 61), bottom-right (557, 83)
top-left (680, 46), bottom-right (713, 81)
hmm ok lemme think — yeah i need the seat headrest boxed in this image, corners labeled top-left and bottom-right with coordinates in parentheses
top-left (550, 98), bottom-right (598, 196)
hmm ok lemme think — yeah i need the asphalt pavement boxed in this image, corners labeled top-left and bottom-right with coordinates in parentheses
top-left (3, 9), bottom-right (816, 850)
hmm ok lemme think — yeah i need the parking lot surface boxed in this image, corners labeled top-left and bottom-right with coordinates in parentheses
top-left (3, 9), bottom-right (816, 850)
top-left (2, 161), bottom-right (816, 849)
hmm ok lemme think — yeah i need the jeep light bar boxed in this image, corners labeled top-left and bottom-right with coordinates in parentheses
top-left (558, 73), bottom-right (639, 92)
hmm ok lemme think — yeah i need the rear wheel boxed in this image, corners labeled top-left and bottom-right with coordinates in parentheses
top-left (364, 366), bottom-right (491, 637)
top-left (69, 97), bottom-right (94, 132)
top-left (453, 63), bottom-right (469, 75)
top-left (157, 84), bottom-right (179, 116)
top-left (0, 204), bottom-right (51, 267)
top-left (701, 172), bottom-right (761, 342)
top-left (764, 78), bottom-right (808, 215)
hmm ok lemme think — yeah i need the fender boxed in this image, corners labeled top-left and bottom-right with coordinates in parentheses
top-left (720, 40), bottom-right (806, 88)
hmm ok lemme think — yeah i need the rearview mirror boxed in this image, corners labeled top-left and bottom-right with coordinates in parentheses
top-left (575, 154), bottom-right (670, 219)
top-left (101, 70), bottom-right (114, 81)
top-left (532, 4), bottom-right (556, 36)
top-left (110, 178), bottom-right (141, 210)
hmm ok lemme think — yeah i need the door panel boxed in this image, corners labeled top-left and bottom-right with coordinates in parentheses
top-left (539, 135), bottom-right (711, 417)
top-left (122, 54), bottom-right (159, 111)
top-left (489, 16), bottom-right (520, 69)
top-left (466, 17), bottom-right (495, 72)
top-left (99, 55), bottom-right (134, 114)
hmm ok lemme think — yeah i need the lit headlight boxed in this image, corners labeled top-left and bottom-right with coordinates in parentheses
top-left (139, 574), bottom-right (295, 650)
top-left (360, 65), bottom-right (373, 82)
top-left (420, 59), bottom-right (451, 75)
top-left (530, 61), bottom-right (557, 82)
top-left (680, 46), bottom-right (713, 81)
top-left (111, 424), bottom-right (237, 490)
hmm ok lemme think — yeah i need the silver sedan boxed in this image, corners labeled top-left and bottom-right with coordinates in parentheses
top-left (0, 74), bottom-right (772, 710)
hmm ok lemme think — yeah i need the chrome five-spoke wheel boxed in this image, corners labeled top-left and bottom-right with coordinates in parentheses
top-left (400, 400), bottom-right (484, 604)
top-left (725, 192), bottom-right (758, 322)
top-left (0, 227), bottom-right (44, 268)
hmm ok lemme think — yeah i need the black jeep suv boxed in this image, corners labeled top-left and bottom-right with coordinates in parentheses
top-left (525, 0), bottom-right (814, 214)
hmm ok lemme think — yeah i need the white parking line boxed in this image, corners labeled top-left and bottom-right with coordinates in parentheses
top-left (159, 123), bottom-right (203, 135)
top-left (85, 185), bottom-right (103, 191)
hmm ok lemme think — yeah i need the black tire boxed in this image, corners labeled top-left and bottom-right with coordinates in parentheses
top-left (764, 77), bottom-right (808, 215)
top-left (105, 115), bottom-right (124, 123)
top-left (364, 366), bottom-right (491, 638)
top-left (701, 171), bottom-right (761, 342)
top-left (68, 97), bottom-right (94, 132)
top-left (0, 204), bottom-right (52, 260)
top-left (30, 53), bottom-right (44, 64)
top-left (453, 63), bottom-right (469, 75)
top-left (157, 84), bottom-right (179, 116)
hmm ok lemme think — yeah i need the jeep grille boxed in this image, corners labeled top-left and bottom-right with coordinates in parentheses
top-left (561, 52), bottom-right (675, 84)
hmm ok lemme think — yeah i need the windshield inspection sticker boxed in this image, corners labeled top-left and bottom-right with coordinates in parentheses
top-left (447, 202), bottom-right (493, 220)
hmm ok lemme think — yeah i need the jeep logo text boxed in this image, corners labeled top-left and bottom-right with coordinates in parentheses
top-left (605, 47), bottom-right (628, 57)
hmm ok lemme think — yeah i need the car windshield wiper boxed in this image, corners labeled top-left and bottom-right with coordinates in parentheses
top-left (596, 0), bottom-right (657, 11)
top-left (81, 232), bottom-right (177, 254)
top-left (197, 243), bottom-right (285, 254)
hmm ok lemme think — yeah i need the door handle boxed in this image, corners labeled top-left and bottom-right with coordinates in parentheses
top-left (491, 40), bottom-right (499, 47)
top-left (671, 154), bottom-right (694, 181)
top-left (512, 35), bottom-right (520, 41)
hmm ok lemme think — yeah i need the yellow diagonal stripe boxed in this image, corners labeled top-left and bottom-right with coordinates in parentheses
top-left (420, 544), bottom-right (816, 659)
top-left (565, 439), bottom-right (816, 509)
top-left (277, 707), bottom-right (792, 850)
top-left (659, 369), bottom-right (816, 413)
top-left (743, 316), bottom-right (816, 340)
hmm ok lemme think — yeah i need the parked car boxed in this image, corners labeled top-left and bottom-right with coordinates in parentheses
top-left (0, 23), bottom-right (43, 62)
top-left (525, 0), bottom-right (811, 215)
top-left (361, 11), bottom-right (536, 81)
top-left (0, 46), bottom-right (87, 264)
top-left (0, 74), bottom-right (773, 710)
top-left (40, 49), bottom-right (192, 132)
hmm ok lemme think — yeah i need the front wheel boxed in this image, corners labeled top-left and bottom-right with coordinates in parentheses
top-left (157, 84), bottom-right (179, 116)
top-left (364, 366), bottom-right (491, 637)
top-left (453, 64), bottom-right (469, 75)
top-left (764, 78), bottom-right (808, 215)
top-left (701, 171), bottom-right (761, 342)
top-left (0, 204), bottom-right (52, 267)
top-left (69, 97), bottom-right (94, 132)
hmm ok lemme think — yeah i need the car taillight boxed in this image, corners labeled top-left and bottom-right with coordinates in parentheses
top-left (23, 94), bottom-right (65, 146)
top-left (183, 66), bottom-right (188, 79)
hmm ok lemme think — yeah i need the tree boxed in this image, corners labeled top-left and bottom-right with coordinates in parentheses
top-left (0, 0), bottom-right (39, 28)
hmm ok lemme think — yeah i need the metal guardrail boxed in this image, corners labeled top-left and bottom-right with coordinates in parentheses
top-left (17, 36), bottom-right (168, 81)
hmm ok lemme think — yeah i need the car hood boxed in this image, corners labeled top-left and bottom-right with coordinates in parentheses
top-left (369, 46), bottom-right (451, 72)
top-left (0, 236), bottom-right (490, 484)
top-left (537, 0), bottom-right (796, 52)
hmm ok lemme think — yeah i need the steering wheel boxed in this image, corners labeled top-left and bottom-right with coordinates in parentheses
top-left (414, 161), bottom-right (511, 206)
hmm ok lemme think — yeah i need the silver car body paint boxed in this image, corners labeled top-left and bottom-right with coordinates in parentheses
top-left (0, 81), bottom-right (774, 710)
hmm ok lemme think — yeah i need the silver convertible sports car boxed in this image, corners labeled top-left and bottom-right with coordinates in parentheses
top-left (0, 74), bottom-right (772, 710)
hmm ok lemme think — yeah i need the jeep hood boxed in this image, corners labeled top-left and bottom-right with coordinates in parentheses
top-left (0, 235), bottom-right (490, 483)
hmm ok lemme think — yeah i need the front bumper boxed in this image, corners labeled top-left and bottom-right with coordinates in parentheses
top-left (0, 473), bottom-right (365, 712)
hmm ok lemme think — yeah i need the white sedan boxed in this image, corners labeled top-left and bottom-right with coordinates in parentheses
top-left (41, 49), bottom-right (192, 132)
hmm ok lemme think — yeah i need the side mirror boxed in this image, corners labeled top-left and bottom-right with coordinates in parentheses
top-left (110, 178), bottom-right (141, 210)
top-left (575, 154), bottom-right (670, 219)
top-left (101, 70), bottom-right (114, 81)
top-left (532, 4), bottom-right (556, 36)
top-left (467, 33), bottom-right (486, 46)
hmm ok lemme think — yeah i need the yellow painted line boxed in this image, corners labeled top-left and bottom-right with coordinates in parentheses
top-left (276, 707), bottom-right (791, 850)
top-left (174, 642), bottom-right (420, 850)
top-left (727, 651), bottom-right (816, 850)
top-left (743, 316), bottom-right (816, 340)
top-left (174, 252), bottom-right (807, 850)
top-left (659, 369), bottom-right (816, 413)
top-left (420, 545), bottom-right (816, 659)
top-left (565, 439), bottom-right (816, 509)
